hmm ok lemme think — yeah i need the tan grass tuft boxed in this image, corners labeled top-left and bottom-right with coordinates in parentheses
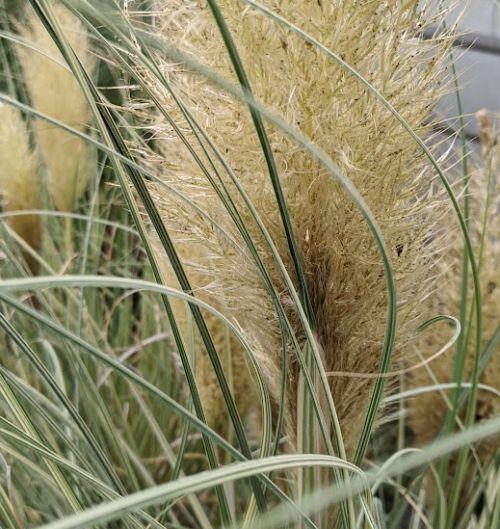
top-left (0, 103), bottom-right (40, 269)
top-left (18, 3), bottom-right (96, 212)
top-left (133, 0), bottom-right (453, 453)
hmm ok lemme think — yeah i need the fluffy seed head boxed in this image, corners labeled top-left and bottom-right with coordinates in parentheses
top-left (134, 0), bottom-right (453, 454)
top-left (0, 103), bottom-right (41, 267)
top-left (409, 111), bottom-right (499, 462)
top-left (18, 3), bottom-right (96, 211)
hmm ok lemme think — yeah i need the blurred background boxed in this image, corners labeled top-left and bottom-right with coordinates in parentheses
top-left (432, 0), bottom-right (500, 138)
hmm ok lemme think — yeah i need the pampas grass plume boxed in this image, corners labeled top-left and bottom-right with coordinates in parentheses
top-left (409, 111), bottom-right (499, 457)
top-left (135, 0), bottom-right (453, 458)
top-left (18, 3), bottom-right (96, 212)
top-left (0, 103), bottom-right (40, 269)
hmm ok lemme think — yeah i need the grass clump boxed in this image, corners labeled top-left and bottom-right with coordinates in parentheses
top-left (0, 1), bottom-right (497, 529)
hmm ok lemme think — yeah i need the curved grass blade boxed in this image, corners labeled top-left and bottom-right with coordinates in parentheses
top-left (35, 453), bottom-right (363, 529)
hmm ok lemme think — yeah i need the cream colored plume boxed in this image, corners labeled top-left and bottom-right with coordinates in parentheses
top-left (133, 0), bottom-right (452, 454)
top-left (0, 103), bottom-right (40, 269)
top-left (18, 3), bottom-right (96, 212)
top-left (409, 111), bottom-right (499, 467)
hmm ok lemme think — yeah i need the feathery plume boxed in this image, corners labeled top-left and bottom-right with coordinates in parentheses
top-left (18, 3), bottom-right (96, 212)
top-left (134, 0), bottom-right (452, 454)
top-left (0, 103), bottom-right (40, 269)
top-left (408, 110), bottom-right (499, 506)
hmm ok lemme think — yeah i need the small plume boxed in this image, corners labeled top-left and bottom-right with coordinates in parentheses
top-left (408, 110), bottom-right (499, 505)
top-left (0, 103), bottom-right (40, 270)
top-left (18, 2), bottom-right (96, 212)
top-left (132, 0), bottom-right (452, 459)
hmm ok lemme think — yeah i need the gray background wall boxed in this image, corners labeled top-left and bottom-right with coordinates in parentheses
top-left (437, 0), bottom-right (500, 136)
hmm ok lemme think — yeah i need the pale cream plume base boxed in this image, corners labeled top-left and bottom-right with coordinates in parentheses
top-left (0, 103), bottom-right (40, 270)
top-left (18, 2), bottom-right (96, 213)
